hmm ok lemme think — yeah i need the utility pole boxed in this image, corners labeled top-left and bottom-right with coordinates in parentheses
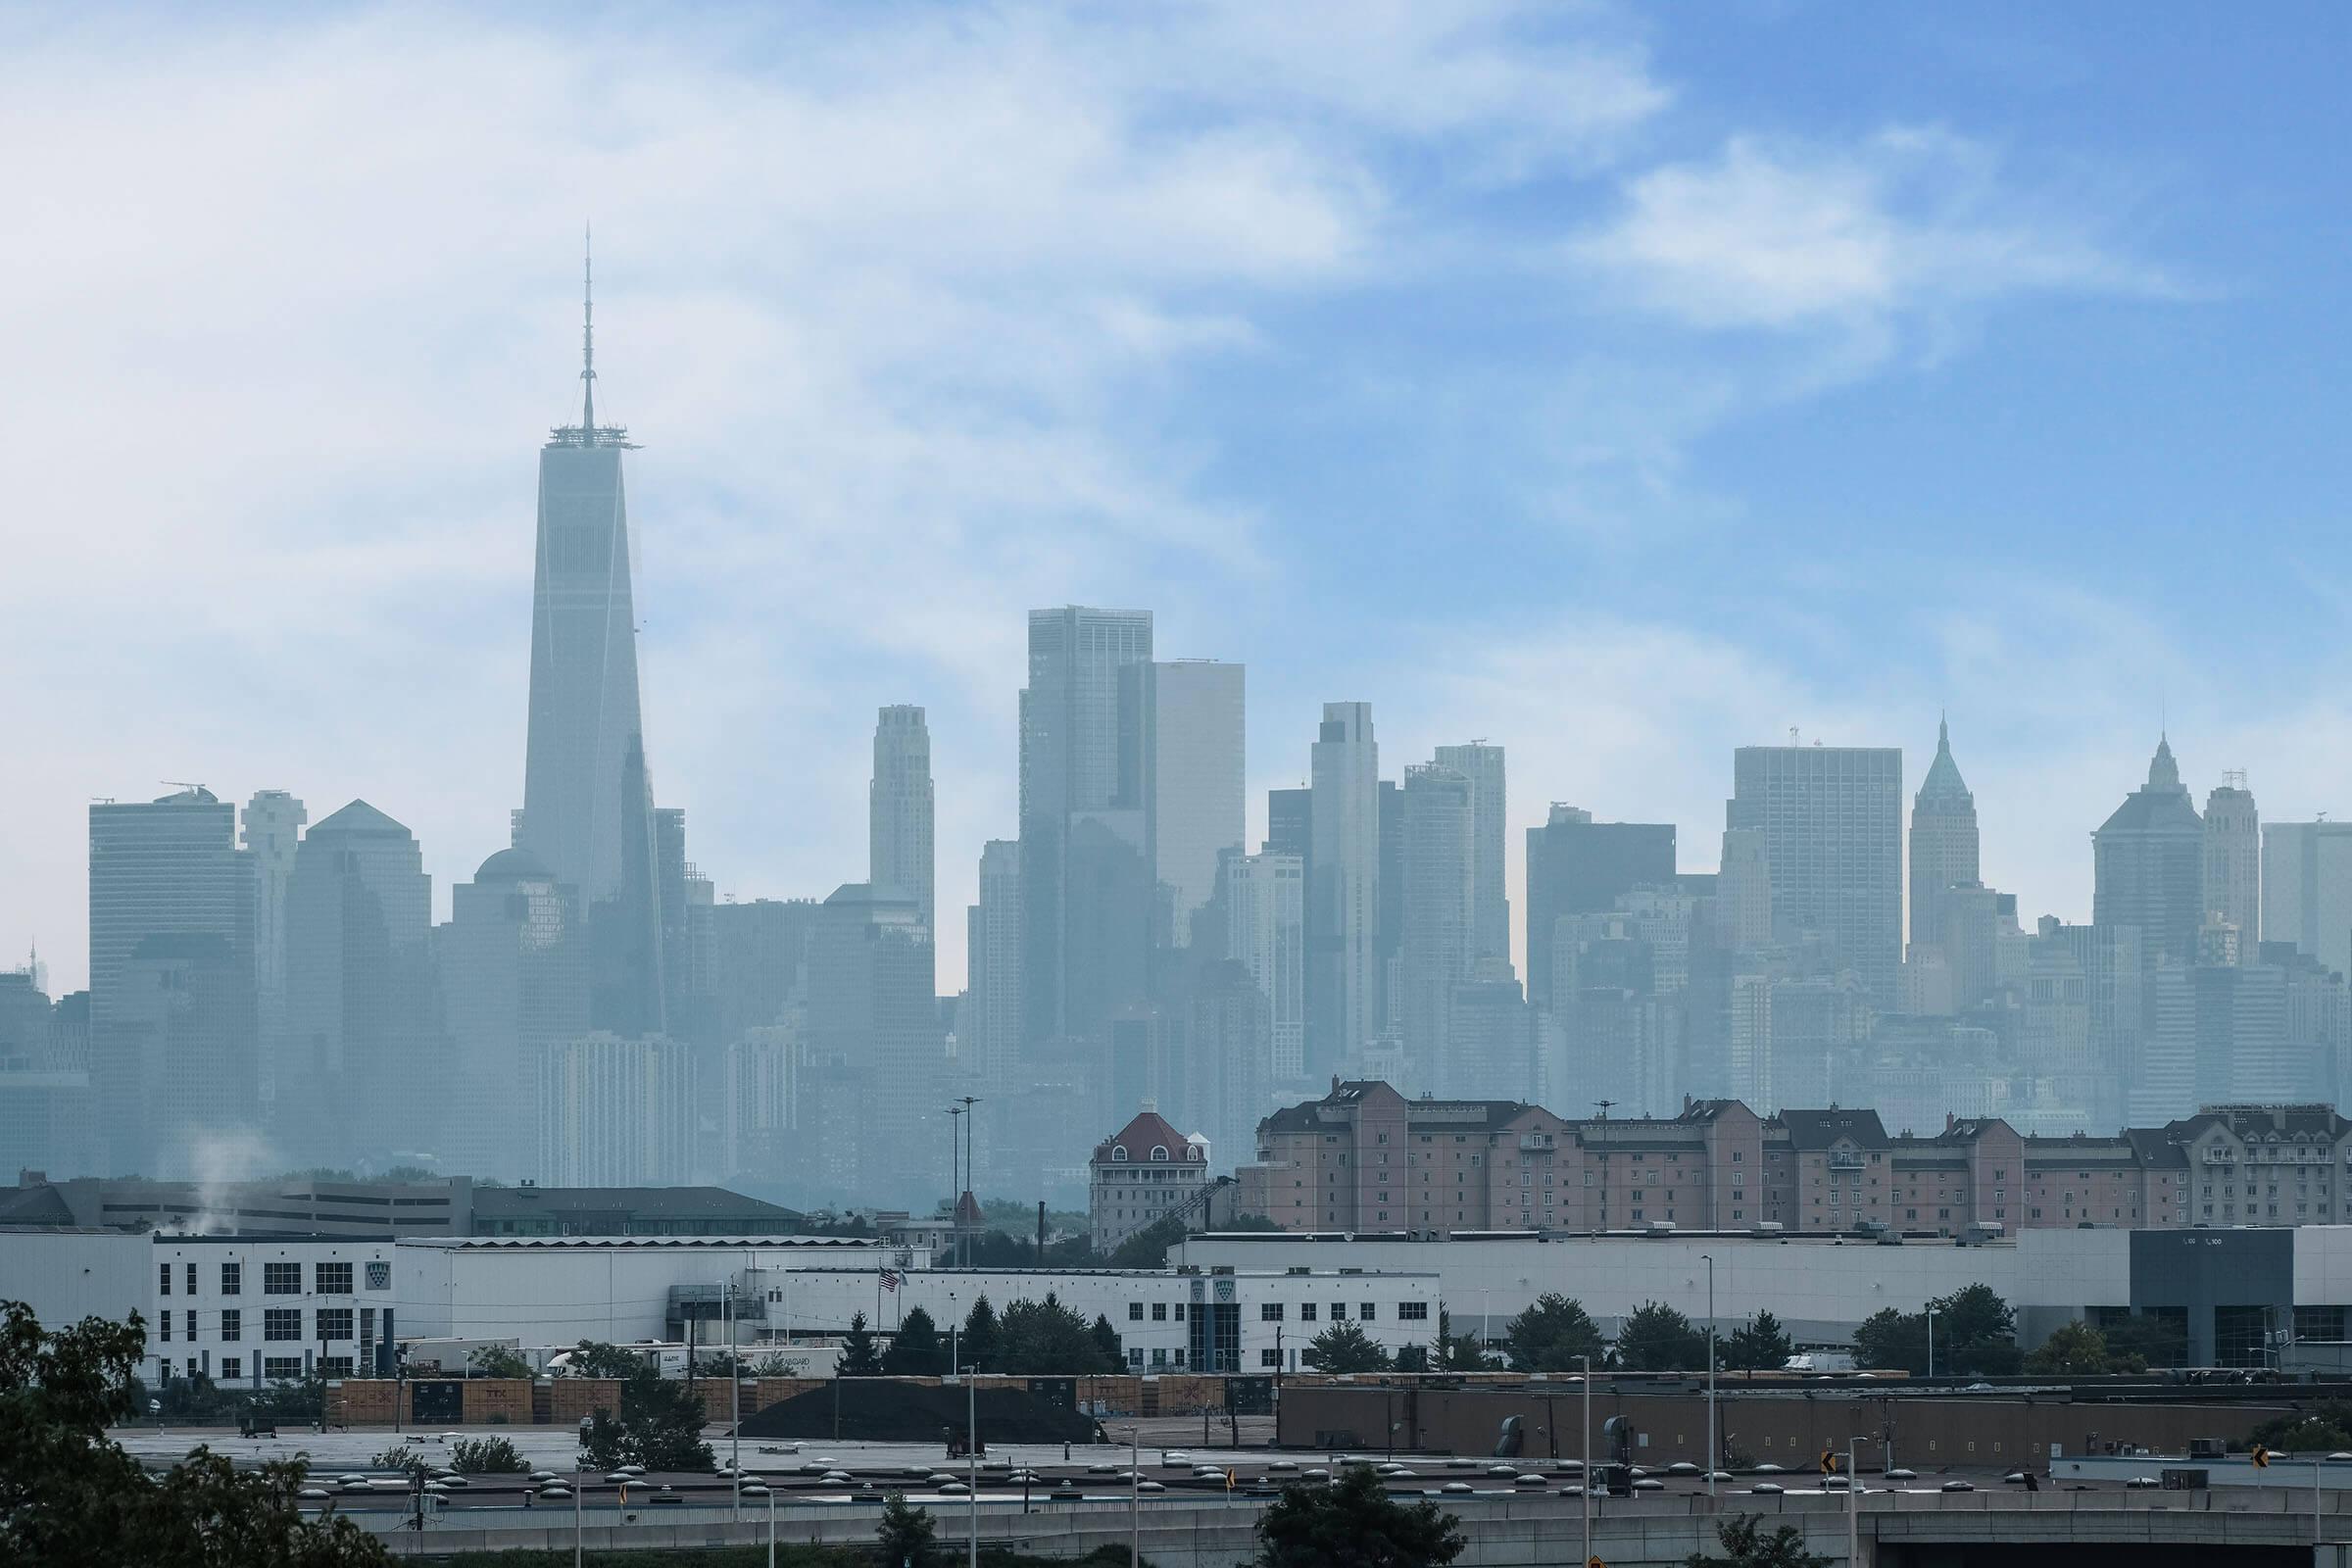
top-left (726, 1278), bottom-right (740, 1519)
top-left (966, 1360), bottom-right (979, 1568)
top-left (1581, 1354), bottom-right (1592, 1568)
top-left (1702, 1253), bottom-right (1717, 1500)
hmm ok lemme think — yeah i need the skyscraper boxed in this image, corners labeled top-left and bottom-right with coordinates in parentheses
top-left (1907, 718), bottom-right (1978, 956)
top-left (1120, 661), bottom-right (1245, 949)
top-left (2092, 737), bottom-right (2205, 970)
top-left (281, 801), bottom-right (431, 1158)
top-left (517, 251), bottom-right (664, 1037)
top-left (437, 847), bottom-right (588, 1180)
top-left (1432, 743), bottom-right (1508, 971)
top-left (966, 840), bottom-right (1023, 1082)
top-left (1523, 807), bottom-right (1677, 1009)
top-left (88, 787), bottom-right (255, 1176)
top-left (1398, 762), bottom-right (1474, 1091)
top-left (1225, 850), bottom-right (1305, 1083)
top-left (240, 790), bottom-right (305, 1099)
top-left (870, 706), bottom-right (936, 938)
top-left (2263, 821), bottom-right (2352, 977)
top-left (1727, 745), bottom-right (1903, 1006)
top-left (805, 882), bottom-right (938, 1201)
top-left (1308, 703), bottom-right (1378, 1072)
top-left (1019, 606), bottom-right (1152, 1044)
top-left (2202, 773), bottom-right (2260, 963)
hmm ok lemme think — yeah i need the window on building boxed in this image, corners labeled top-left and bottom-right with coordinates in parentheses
top-left (160, 1311), bottom-right (172, 1344)
top-left (316, 1262), bottom-right (354, 1295)
top-left (1300, 1303), bottom-right (1318, 1322)
top-left (264, 1309), bottom-right (303, 1342)
top-left (1152, 1302), bottom-right (1167, 1321)
top-left (1261, 1348), bottom-right (1282, 1367)
top-left (318, 1308), bottom-right (354, 1342)
top-left (1330, 1302), bottom-right (1348, 1321)
top-left (221, 1262), bottom-right (241, 1297)
top-left (1173, 1302), bottom-right (1185, 1321)
top-left (263, 1263), bottom-right (300, 1296)
top-left (264, 1356), bottom-right (302, 1380)
top-left (1398, 1301), bottom-right (1429, 1321)
top-left (1129, 1302), bottom-right (1144, 1321)
top-left (185, 1263), bottom-right (198, 1296)
top-left (1361, 1302), bottom-right (1377, 1321)
top-left (159, 1263), bottom-right (172, 1298)
top-left (1260, 1303), bottom-right (1284, 1322)
top-left (320, 1356), bottom-right (354, 1378)
top-left (220, 1357), bottom-right (241, 1382)
top-left (220, 1309), bottom-right (241, 1343)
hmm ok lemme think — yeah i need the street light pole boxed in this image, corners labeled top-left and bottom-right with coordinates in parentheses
top-left (1927, 1307), bottom-right (1936, 1381)
top-left (1580, 1354), bottom-right (1592, 1568)
top-left (966, 1362), bottom-right (979, 1568)
top-left (1702, 1253), bottom-right (1716, 1500)
top-left (1847, 1437), bottom-right (1861, 1568)
top-left (727, 1278), bottom-right (741, 1520)
top-left (1129, 1425), bottom-right (1142, 1568)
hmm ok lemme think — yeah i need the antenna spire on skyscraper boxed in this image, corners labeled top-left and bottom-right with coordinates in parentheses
top-left (581, 224), bottom-right (596, 434)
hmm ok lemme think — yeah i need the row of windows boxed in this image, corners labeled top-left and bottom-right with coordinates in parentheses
top-left (156, 1308), bottom-right (357, 1344)
top-left (159, 1260), bottom-right (357, 1297)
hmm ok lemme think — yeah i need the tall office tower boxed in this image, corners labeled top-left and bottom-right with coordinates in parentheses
top-left (1020, 606), bottom-right (1153, 1044)
top-left (1225, 851), bottom-right (1305, 1083)
top-left (1907, 718), bottom-right (1978, 956)
top-left (2092, 737), bottom-right (2206, 970)
top-left (2042, 918), bottom-right (2144, 1129)
top-left (1524, 806), bottom-right (1677, 1009)
top-left (1266, 788), bottom-right (1311, 858)
top-left (869, 706), bottom-right (936, 938)
top-left (537, 1032), bottom-right (696, 1185)
top-left (1716, 827), bottom-right (1773, 953)
top-left (709, 897), bottom-right (820, 1048)
top-left (1433, 743), bottom-right (1508, 971)
top-left (2262, 821), bottom-right (2352, 976)
top-left (1397, 763), bottom-right (1475, 1091)
top-left (113, 935), bottom-right (256, 1180)
top-left (1119, 662), bottom-right (1245, 948)
top-left (518, 253), bottom-right (664, 1037)
top-left (239, 790), bottom-right (305, 1098)
top-left (1308, 703), bottom-right (1379, 1074)
top-left (723, 1022), bottom-right (797, 1182)
top-left (1726, 745), bottom-right (1903, 1006)
top-left (2203, 774), bottom-right (2260, 964)
top-left (281, 802), bottom-right (431, 1159)
top-left (1446, 968), bottom-right (1535, 1102)
top-left (1189, 958), bottom-right (1272, 1167)
top-left (966, 840), bottom-right (1023, 1083)
top-left (1375, 779), bottom-right (1403, 1033)
top-left (806, 883), bottom-right (939, 1202)
top-left (652, 808), bottom-right (718, 1053)
top-left (88, 788), bottom-right (255, 1176)
top-left (436, 848), bottom-right (589, 1180)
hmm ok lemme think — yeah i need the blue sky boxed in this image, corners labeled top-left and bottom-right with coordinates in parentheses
top-left (6, 1), bottom-right (2352, 991)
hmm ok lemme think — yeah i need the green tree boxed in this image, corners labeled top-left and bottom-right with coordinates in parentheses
top-left (1393, 1344), bottom-right (1431, 1372)
top-left (1302, 1321), bottom-right (1390, 1374)
top-left (2251, 1402), bottom-right (2352, 1453)
top-left (1852, 1307), bottom-right (1928, 1374)
top-left (1437, 1306), bottom-right (1495, 1372)
top-left (1503, 1293), bottom-right (1604, 1373)
top-left (1685, 1513), bottom-right (1831, 1567)
top-left (884, 1306), bottom-right (945, 1377)
top-left (1615, 1301), bottom-right (1707, 1372)
top-left (449, 1436), bottom-right (527, 1474)
top-left (1253, 1463), bottom-right (1465, 1567)
top-left (466, 1344), bottom-right (533, 1379)
top-left (370, 1445), bottom-right (430, 1479)
top-left (0, 1299), bottom-right (388, 1565)
top-left (876, 1491), bottom-right (942, 1567)
top-left (1090, 1313), bottom-right (1123, 1368)
top-left (995, 1295), bottom-right (1114, 1375)
top-left (1107, 1212), bottom-right (1190, 1268)
top-left (2023, 1320), bottom-right (2132, 1376)
top-left (1722, 1311), bottom-right (1794, 1372)
top-left (564, 1340), bottom-right (652, 1380)
top-left (2101, 1313), bottom-right (2188, 1370)
top-left (961, 1296), bottom-right (1000, 1373)
top-left (839, 1311), bottom-right (885, 1377)
top-left (578, 1365), bottom-right (714, 1472)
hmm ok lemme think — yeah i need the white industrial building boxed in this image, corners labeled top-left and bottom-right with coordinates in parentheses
top-left (0, 1229), bottom-right (1438, 1385)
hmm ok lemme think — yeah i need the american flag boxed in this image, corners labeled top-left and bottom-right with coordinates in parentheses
top-left (879, 1269), bottom-right (901, 1293)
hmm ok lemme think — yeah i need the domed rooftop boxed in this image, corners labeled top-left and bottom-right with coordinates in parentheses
top-left (474, 846), bottom-right (555, 884)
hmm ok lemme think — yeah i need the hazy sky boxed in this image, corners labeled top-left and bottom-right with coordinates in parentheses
top-left (8, 2), bottom-right (2352, 995)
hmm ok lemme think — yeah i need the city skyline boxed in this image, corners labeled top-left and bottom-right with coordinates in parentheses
top-left (11, 6), bottom-right (2352, 1002)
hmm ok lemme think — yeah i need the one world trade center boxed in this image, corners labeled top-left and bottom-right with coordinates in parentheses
top-left (517, 247), bottom-right (664, 1036)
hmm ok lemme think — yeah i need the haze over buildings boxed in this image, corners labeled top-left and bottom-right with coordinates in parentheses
top-left (13, 6), bottom-right (2352, 1226)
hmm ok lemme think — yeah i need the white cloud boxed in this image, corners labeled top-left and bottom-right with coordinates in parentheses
top-left (1571, 128), bottom-right (2165, 335)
